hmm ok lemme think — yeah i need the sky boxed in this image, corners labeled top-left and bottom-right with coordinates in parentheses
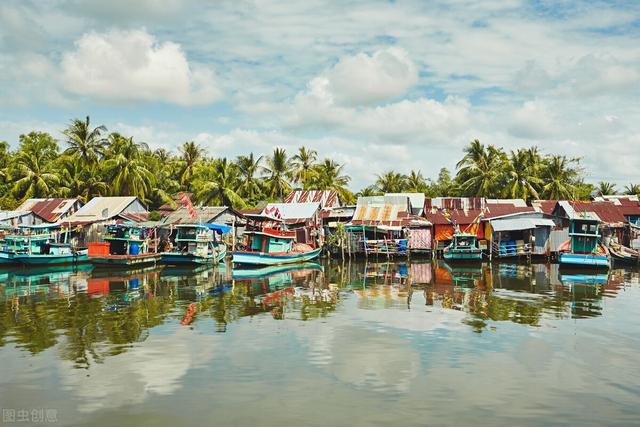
top-left (0, 0), bottom-right (639, 190)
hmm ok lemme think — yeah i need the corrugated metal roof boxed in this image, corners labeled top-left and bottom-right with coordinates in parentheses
top-left (571, 201), bottom-right (626, 225)
top-left (163, 206), bottom-right (232, 225)
top-left (262, 202), bottom-right (320, 220)
top-left (490, 218), bottom-right (555, 232)
top-left (16, 198), bottom-right (80, 222)
top-left (284, 190), bottom-right (341, 208)
top-left (0, 211), bottom-right (32, 221)
top-left (65, 197), bottom-right (142, 223)
top-left (531, 200), bottom-right (558, 214)
top-left (385, 193), bottom-right (425, 215)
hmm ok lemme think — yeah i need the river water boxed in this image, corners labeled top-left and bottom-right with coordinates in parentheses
top-left (1, 260), bottom-right (639, 426)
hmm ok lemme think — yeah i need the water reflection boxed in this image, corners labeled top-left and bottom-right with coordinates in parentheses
top-left (0, 260), bottom-right (638, 363)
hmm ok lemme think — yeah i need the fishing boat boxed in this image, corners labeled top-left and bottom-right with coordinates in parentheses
top-left (232, 228), bottom-right (321, 266)
top-left (88, 223), bottom-right (161, 267)
top-left (161, 223), bottom-right (230, 265)
top-left (443, 232), bottom-right (483, 261)
top-left (558, 216), bottom-right (610, 268)
top-left (608, 243), bottom-right (640, 265)
top-left (6, 224), bottom-right (88, 266)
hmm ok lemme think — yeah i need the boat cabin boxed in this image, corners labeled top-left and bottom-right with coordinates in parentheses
top-left (3, 224), bottom-right (66, 255)
top-left (569, 217), bottom-right (600, 254)
top-left (246, 229), bottom-right (296, 254)
top-left (101, 224), bottom-right (156, 256)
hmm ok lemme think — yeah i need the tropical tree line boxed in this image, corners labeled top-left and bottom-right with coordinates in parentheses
top-left (0, 119), bottom-right (638, 211)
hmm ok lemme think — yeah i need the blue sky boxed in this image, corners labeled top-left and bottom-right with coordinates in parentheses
top-left (0, 0), bottom-right (639, 189)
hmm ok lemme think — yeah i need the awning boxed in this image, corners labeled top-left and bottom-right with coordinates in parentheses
top-left (200, 223), bottom-right (232, 234)
top-left (490, 218), bottom-right (555, 232)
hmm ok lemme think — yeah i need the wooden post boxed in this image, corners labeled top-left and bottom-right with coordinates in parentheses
top-left (232, 216), bottom-right (236, 251)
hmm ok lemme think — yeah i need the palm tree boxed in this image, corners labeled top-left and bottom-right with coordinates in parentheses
top-left (179, 141), bottom-right (204, 187)
top-left (102, 134), bottom-right (154, 200)
top-left (313, 159), bottom-right (353, 203)
top-left (58, 156), bottom-right (108, 202)
top-left (12, 133), bottom-right (60, 199)
top-left (291, 147), bottom-right (318, 189)
top-left (375, 171), bottom-right (407, 193)
top-left (595, 181), bottom-right (617, 196)
top-left (357, 185), bottom-right (381, 197)
top-left (194, 158), bottom-right (246, 208)
top-left (540, 155), bottom-right (579, 200)
top-left (62, 116), bottom-right (107, 166)
top-left (264, 148), bottom-right (292, 199)
top-left (505, 149), bottom-right (542, 200)
top-left (455, 139), bottom-right (506, 197)
top-left (624, 183), bottom-right (640, 196)
top-left (405, 170), bottom-right (427, 193)
top-left (236, 153), bottom-right (264, 203)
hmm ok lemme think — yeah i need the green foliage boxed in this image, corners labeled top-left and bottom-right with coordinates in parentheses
top-left (0, 120), bottom-right (609, 209)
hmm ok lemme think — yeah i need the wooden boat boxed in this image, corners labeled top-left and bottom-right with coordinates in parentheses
top-left (558, 216), bottom-right (610, 268)
top-left (443, 232), bottom-right (483, 261)
top-left (161, 223), bottom-right (229, 265)
top-left (232, 228), bottom-right (321, 266)
top-left (88, 223), bottom-right (161, 267)
top-left (608, 243), bottom-right (640, 265)
top-left (6, 224), bottom-right (88, 266)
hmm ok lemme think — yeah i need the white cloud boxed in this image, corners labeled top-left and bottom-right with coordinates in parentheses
top-left (60, 29), bottom-right (222, 106)
top-left (316, 47), bottom-right (418, 106)
top-left (508, 100), bottom-right (558, 139)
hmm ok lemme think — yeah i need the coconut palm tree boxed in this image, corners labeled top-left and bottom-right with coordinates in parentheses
top-left (313, 159), bottom-right (353, 203)
top-left (194, 158), bottom-right (246, 208)
top-left (62, 116), bottom-right (107, 166)
top-left (263, 148), bottom-right (292, 199)
top-left (505, 148), bottom-right (543, 200)
top-left (236, 153), bottom-right (264, 203)
top-left (357, 186), bottom-right (381, 197)
top-left (624, 183), bottom-right (640, 196)
top-left (102, 134), bottom-right (155, 200)
top-left (12, 132), bottom-right (60, 199)
top-left (291, 146), bottom-right (318, 189)
top-left (179, 141), bottom-right (204, 187)
top-left (375, 171), bottom-right (407, 193)
top-left (540, 155), bottom-right (579, 200)
top-left (595, 181), bottom-right (617, 196)
top-left (405, 170), bottom-right (428, 193)
top-left (456, 139), bottom-right (506, 197)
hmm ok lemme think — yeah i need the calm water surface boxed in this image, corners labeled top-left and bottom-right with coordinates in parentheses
top-left (1, 260), bottom-right (639, 426)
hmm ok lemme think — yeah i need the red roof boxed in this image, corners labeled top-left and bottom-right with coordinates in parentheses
top-left (570, 201), bottom-right (626, 225)
top-left (423, 203), bottom-right (534, 226)
top-left (532, 200), bottom-right (558, 215)
top-left (284, 190), bottom-right (341, 208)
top-left (17, 198), bottom-right (80, 222)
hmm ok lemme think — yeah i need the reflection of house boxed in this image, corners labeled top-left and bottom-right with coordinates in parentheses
top-left (17, 198), bottom-right (83, 223)
top-left (346, 194), bottom-right (432, 255)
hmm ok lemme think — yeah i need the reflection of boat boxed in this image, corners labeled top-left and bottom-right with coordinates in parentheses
top-left (443, 232), bottom-right (483, 261)
top-left (232, 262), bottom-right (323, 280)
top-left (559, 272), bottom-right (609, 285)
top-left (441, 261), bottom-right (484, 288)
top-left (608, 243), bottom-right (640, 266)
top-left (558, 216), bottom-right (610, 268)
top-left (161, 223), bottom-right (229, 265)
top-left (89, 223), bottom-right (161, 267)
top-left (232, 228), bottom-right (321, 266)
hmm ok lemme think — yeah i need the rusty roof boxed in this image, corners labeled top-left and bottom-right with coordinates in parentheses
top-left (16, 198), bottom-right (81, 223)
top-left (423, 202), bottom-right (534, 226)
top-left (570, 201), bottom-right (626, 225)
top-left (284, 190), bottom-right (341, 208)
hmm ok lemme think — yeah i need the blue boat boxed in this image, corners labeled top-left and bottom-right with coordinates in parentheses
top-left (161, 223), bottom-right (230, 265)
top-left (232, 228), bottom-right (321, 266)
top-left (5, 224), bottom-right (88, 266)
top-left (558, 216), bottom-right (610, 268)
top-left (443, 232), bottom-right (483, 261)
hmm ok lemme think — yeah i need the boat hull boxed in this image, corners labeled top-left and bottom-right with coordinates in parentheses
top-left (559, 253), bottom-right (610, 268)
top-left (232, 262), bottom-right (323, 279)
top-left (161, 248), bottom-right (226, 265)
top-left (0, 251), bottom-right (16, 265)
top-left (443, 250), bottom-right (483, 261)
top-left (89, 253), bottom-right (161, 267)
top-left (13, 253), bottom-right (89, 266)
top-left (232, 248), bottom-right (321, 266)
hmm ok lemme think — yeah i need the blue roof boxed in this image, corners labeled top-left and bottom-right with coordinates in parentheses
top-left (200, 223), bottom-right (232, 234)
